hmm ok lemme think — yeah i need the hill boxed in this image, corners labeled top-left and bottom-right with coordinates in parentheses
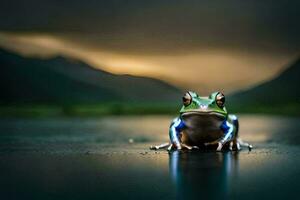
top-left (228, 57), bottom-right (300, 115)
top-left (0, 48), bottom-right (182, 105)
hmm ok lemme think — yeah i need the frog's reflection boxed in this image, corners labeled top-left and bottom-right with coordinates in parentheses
top-left (169, 151), bottom-right (239, 200)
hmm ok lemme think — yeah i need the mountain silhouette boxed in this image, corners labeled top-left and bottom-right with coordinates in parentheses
top-left (0, 48), bottom-right (182, 105)
top-left (228, 57), bottom-right (300, 106)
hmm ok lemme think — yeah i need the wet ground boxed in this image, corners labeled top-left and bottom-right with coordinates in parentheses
top-left (0, 115), bottom-right (300, 200)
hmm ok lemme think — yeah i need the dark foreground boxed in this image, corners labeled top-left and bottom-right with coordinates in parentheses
top-left (0, 115), bottom-right (300, 200)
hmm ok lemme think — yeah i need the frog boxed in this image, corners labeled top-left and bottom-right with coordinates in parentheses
top-left (150, 91), bottom-right (252, 151)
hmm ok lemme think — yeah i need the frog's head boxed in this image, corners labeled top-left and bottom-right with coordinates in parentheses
top-left (180, 91), bottom-right (228, 118)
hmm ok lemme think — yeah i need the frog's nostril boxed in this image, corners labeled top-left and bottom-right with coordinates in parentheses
top-left (200, 104), bottom-right (208, 109)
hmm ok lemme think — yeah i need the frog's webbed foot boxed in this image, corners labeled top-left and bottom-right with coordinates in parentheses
top-left (181, 143), bottom-right (199, 150)
top-left (237, 138), bottom-right (253, 151)
top-left (150, 143), bottom-right (199, 151)
top-left (205, 139), bottom-right (253, 151)
top-left (204, 141), bottom-right (223, 151)
top-left (229, 139), bottom-right (252, 151)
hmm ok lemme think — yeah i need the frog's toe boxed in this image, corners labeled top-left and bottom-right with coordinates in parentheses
top-left (235, 143), bottom-right (241, 151)
top-left (167, 144), bottom-right (174, 151)
top-left (150, 142), bottom-right (170, 150)
top-left (248, 144), bottom-right (253, 151)
top-left (216, 142), bottom-right (223, 151)
top-left (149, 145), bottom-right (158, 150)
top-left (229, 141), bottom-right (233, 151)
top-left (181, 143), bottom-right (193, 150)
top-left (230, 141), bottom-right (241, 151)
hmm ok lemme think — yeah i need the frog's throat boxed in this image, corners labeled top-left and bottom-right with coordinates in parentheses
top-left (181, 111), bottom-right (226, 118)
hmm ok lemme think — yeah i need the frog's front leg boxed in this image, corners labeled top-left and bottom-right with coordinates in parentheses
top-left (228, 115), bottom-right (253, 151)
top-left (169, 117), bottom-right (184, 149)
top-left (149, 117), bottom-right (196, 151)
top-left (227, 114), bottom-right (240, 151)
top-left (168, 117), bottom-right (198, 151)
top-left (149, 117), bottom-right (186, 151)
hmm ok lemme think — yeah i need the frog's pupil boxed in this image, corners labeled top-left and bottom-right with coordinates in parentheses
top-left (182, 93), bottom-right (192, 106)
top-left (183, 97), bottom-right (189, 103)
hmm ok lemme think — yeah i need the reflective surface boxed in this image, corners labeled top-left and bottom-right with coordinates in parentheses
top-left (0, 115), bottom-right (300, 200)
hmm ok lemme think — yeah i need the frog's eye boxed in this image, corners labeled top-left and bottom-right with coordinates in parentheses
top-left (216, 92), bottom-right (225, 108)
top-left (182, 92), bottom-right (192, 106)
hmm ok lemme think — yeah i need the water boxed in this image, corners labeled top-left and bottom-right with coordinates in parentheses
top-left (0, 115), bottom-right (300, 199)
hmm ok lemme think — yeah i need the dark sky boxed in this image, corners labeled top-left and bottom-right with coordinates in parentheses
top-left (0, 0), bottom-right (299, 92)
top-left (1, 0), bottom-right (299, 54)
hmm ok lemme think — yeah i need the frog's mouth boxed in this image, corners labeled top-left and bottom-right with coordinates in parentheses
top-left (181, 110), bottom-right (226, 119)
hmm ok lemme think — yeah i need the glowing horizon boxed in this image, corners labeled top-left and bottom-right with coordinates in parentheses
top-left (0, 32), bottom-right (297, 94)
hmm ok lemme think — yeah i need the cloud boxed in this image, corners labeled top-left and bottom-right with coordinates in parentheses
top-left (0, 1), bottom-right (299, 55)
